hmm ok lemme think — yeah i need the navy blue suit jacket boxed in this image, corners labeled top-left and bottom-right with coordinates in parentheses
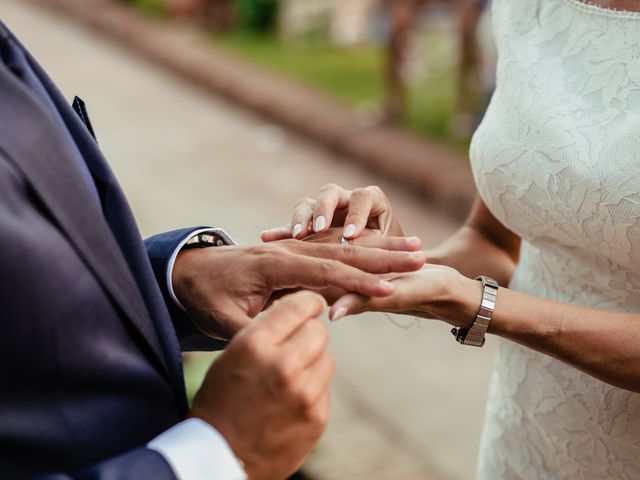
top-left (0, 22), bottom-right (225, 479)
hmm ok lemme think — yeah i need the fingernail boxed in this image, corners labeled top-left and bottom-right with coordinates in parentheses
top-left (314, 216), bottom-right (327, 232)
top-left (406, 236), bottom-right (420, 244)
top-left (292, 223), bottom-right (303, 238)
top-left (409, 251), bottom-right (424, 260)
top-left (332, 307), bottom-right (348, 322)
top-left (344, 224), bottom-right (356, 238)
top-left (379, 280), bottom-right (394, 291)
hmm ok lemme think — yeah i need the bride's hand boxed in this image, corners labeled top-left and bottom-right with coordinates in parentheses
top-left (265, 226), bottom-right (422, 251)
top-left (261, 184), bottom-right (404, 242)
top-left (329, 264), bottom-right (483, 329)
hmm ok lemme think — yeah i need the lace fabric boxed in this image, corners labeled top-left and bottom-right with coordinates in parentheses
top-left (470, 0), bottom-right (640, 477)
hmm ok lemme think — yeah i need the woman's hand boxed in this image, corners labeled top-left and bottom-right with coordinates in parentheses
top-left (329, 264), bottom-right (483, 329)
top-left (263, 226), bottom-right (421, 251)
top-left (261, 184), bottom-right (404, 242)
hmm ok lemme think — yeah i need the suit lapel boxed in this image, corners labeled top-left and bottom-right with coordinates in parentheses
top-left (0, 59), bottom-right (171, 381)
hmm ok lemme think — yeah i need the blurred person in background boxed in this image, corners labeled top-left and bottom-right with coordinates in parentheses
top-left (264, 0), bottom-right (640, 478)
top-left (0, 16), bottom-right (427, 480)
top-left (381, 0), bottom-right (492, 132)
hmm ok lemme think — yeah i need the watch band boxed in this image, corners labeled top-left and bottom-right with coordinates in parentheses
top-left (452, 275), bottom-right (498, 347)
top-left (182, 232), bottom-right (227, 250)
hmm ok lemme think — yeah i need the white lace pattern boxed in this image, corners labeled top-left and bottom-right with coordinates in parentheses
top-left (470, 0), bottom-right (640, 478)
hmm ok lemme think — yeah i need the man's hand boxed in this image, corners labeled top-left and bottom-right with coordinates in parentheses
top-left (173, 239), bottom-right (425, 340)
top-left (189, 291), bottom-right (334, 480)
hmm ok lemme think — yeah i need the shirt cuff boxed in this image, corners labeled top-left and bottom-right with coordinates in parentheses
top-left (166, 228), bottom-right (237, 311)
top-left (148, 418), bottom-right (247, 480)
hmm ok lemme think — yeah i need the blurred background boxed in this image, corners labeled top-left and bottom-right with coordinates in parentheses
top-left (2, 0), bottom-right (499, 478)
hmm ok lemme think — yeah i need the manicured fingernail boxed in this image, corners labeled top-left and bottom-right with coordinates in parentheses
top-left (406, 236), bottom-right (420, 244)
top-left (379, 280), bottom-right (394, 291)
top-left (344, 224), bottom-right (356, 238)
top-left (332, 307), bottom-right (348, 322)
top-left (292, 223), bottom-right (303, 238)
top-left (409, 251), bottom-right (424, 260)
top-left (314, 216), bottom-right (326, 232)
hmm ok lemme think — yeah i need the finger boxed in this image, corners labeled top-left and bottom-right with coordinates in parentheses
top-left (281, 318), bottom-right (329, 368)
top-left (261, 226), bottom-right (292, 243)
top-left (298, 352), bottom-right (335, 406)
top-left (350, 235), bottom-right (422, 252)
top-left (282, 241), bottom-right (426, 274)
top-left (344, 186), bottom-right (391, 238)
top-left (329, 293), bottom-right (378, 321)
top-left (254, 291), bottom-right (327, 342)
top-left (312, 184), bottom-right (351, 233)
top-left (262, 253), bottom-right (397, 297)
top-left (291, 198), bottom-right (317, 239)
top-left (329, 275), bottom-right (416, 321)
top-left (342, 188), bottom-right (373, 239)
top-left (209, 298), bottom-right (254, 340)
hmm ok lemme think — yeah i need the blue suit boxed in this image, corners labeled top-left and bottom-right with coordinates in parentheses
top-left (0, 21), bottom-right (224, 479)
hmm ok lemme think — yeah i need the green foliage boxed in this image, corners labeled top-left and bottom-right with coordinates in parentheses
top-left (234, 0), bottom-right (280, 34)
top-left (129, 0), bottom-right (166, 17)
top-left (214, 32), bottom-right (383, 105)
top-left (213, 32), bottom-right (466, 146)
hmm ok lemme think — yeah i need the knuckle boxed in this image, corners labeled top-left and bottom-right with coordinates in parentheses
top-left (280, 293), bottom-right (308, 316)
top-left (277, 238), bottom-right (298, 250)
top-left (272, 358), bottom-right (296, 389)
top-left (295, 197), bottom-right (315, 210)
top-left (341, 245), bottom-right (358, 258)
top-left (318, 261), bottom-right (334, 283)
top-left (351, 187), bottom-right (368, 198)
top-left (238, 332), bottom-right (264, 359)
top-left (306, 320), bottom-right (329, 346)
top-left (318, 183), bottom-right (339, 194)
top-left (307, 403), bottom-right (329, 428)
top-left (246, 243), bottom-right (271, 257)
top-left (297, 389), bottom-right (317, 412)
top-left (366, 185), bottom-right (384, 197)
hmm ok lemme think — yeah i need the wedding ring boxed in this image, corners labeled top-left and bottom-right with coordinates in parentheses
top-left (340, 235), bottom-right (349, 246)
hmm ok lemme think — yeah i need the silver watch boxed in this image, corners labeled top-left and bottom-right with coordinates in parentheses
top-left (451, 275), bottom-right (498, 347)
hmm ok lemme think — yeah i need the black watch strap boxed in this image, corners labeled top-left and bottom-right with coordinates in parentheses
top-left (182, 232), bottom-right (227, 250)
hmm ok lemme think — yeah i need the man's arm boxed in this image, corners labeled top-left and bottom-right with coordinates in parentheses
top-left (145, 228), bottom-right (230, 352)
top-left (36, 446), bottom-right (177, 480)
top-left (35, 419), bottom-right (246, 480)
top-left (40, 291), bottom-right (334, 480)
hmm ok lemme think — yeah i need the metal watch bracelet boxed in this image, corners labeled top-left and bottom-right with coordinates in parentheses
top-left (451, 275), bottom-right (498, 347)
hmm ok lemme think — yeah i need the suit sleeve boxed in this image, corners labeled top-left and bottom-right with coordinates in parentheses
top-left (145, 228), bottom-right (227, 352)
top-left (35, 420), bottom-right (246, 480)
top-left (35, 448), bottom-right (177, 480)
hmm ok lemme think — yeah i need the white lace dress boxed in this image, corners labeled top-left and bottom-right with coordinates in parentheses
top-left (470, 0), bottom-right (640, 478)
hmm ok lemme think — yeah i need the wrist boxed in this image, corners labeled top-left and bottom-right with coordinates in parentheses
top-left (444, 274), bottom-right (483, 329)
top-left (172, 248), bottom-right (206, 307)
top-left (188, 408), bottom-right (255, 479)
top-left (173, 246), bottom-right (233, 304)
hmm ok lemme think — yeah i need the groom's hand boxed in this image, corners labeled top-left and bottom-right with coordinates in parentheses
top-left (172, 238), bottom-right (425, 340)
top-left (190, 291), bottom-right (334, 480)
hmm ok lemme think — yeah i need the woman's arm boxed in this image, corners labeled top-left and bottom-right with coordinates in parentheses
top-left (487, 288), bottom-right (640, 392)
top-left (266, 183), bottom-right (640, 391)
top-left (433, 197), bottom-right (640, 391)
top-left (427, 196), bottom-right (521, 286)
top-left (331, 262), bottom-right (640, 394)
